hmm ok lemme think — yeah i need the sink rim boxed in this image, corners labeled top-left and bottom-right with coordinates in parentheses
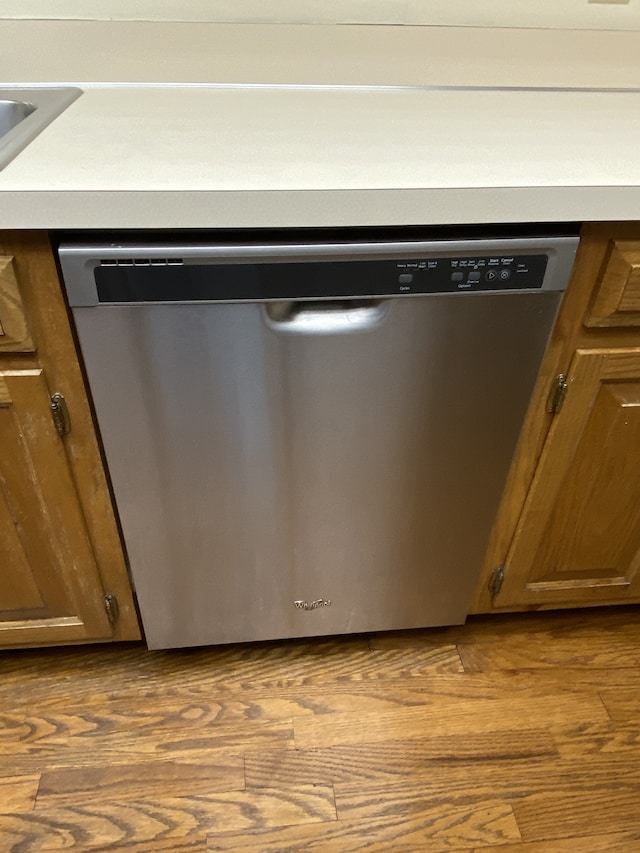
top-left (0, 86), bottom-right (82, 171)
top-left (0, 99), bottom-right (38, 138)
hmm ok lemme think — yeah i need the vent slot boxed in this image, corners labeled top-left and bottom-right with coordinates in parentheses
top-left (99, 258), bottom-right (183, 267)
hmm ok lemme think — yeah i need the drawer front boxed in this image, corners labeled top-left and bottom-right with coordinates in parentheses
top-left (0, 255), bottom-right (35, 352)
top-left (586, 240), bottom-right (640, 328)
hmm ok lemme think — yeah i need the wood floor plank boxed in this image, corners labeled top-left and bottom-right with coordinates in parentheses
top-left (553, 721), bottom-right (640, 759)
top-left (474, 831), bottom-right (640, 853)
top-left (0, 774), bottom-right (39, 814)
top-left (599, 687), bottom-right (640, 723)
top-left (36, 757), bottom-right (245, 808)
top-left (480, 667), bottom-right (640, 692)
top-left (3, 668), bottom-right (628, 718)
top-left (0, 638), bottom-right (368, 706)
top-left (332, 752), bottom-right (640, 810)
top-left (293, 692), bottom-right (609, 749)
top-left (0, 786), bottom-right (336, 852)
top-left (259, 666), bottom-right (640, 704)
top-left (207, 800), bottom-right (520, 852)
top-left (449, 608), bottom-right (640, 673)
top-left (0, 716), bottom-right (294, 755)
top-left (457, 636), bottom-right (639, 672)
top-left (0, 696), bottom-right (304, 745)
top-left (460, 607), bottom-right (640, 643)
top-left (0, 719), bottom-right (293, 776)
top-left (1, 679), bottom-right (510, 747)
top-left (245, 730), bottom-right (558, 788)
top-left (175, 642), bottom-right (465, 685)
top-left (4, 663), bottom-right (638, 724)
top-left (513, 788), bottom-right (640, 842)
top-left (0, 639), bottom-right (461, 708)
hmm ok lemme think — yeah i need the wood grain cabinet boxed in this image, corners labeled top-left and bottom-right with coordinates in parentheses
top-left (472, 224), bottom-right (640, 614)
top-left (0, 232), bottom-right (140, 647)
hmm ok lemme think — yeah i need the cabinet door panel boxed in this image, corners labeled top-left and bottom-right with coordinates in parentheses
top-left (0, 498), bottom-right (45, 610)
top-left (0, 370), bottom-right (112, 644)
top-left (0, 255), bottom-right (34, 351)
top-left (585, 240), bottom-right (640, 328)
top-left (497, 348), bottom-right (640, 607)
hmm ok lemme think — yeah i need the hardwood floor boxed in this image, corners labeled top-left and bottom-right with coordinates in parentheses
top-left (0, 606), bottom-right (639, 851)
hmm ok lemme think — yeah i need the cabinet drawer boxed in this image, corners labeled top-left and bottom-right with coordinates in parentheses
top-left (0, 254), bottom-right (35, 352)
top-left (586, 239), bottom-right (640, 328)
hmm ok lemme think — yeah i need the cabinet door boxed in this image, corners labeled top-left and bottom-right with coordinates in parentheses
top-left (495, 348), bottom-right (640, 607)
top-left (0, 369), bottom-right (112, 645)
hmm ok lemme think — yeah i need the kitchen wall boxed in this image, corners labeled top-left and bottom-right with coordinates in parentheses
top-left (1, 0), bottom-right (639, 30)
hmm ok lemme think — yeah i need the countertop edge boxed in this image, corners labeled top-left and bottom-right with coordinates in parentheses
top-left (3, 186), bottom-right (640, 231)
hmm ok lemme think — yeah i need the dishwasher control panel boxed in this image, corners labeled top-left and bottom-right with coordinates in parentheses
top-left (90, 253), bottom-right (549, 304)
top-left (59, 234), bottom-right (579, 307)
top-left (395, 254), bottom-right (547, 294)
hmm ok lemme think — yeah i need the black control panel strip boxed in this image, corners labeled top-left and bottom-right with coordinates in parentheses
top-left (95, 254), bottom-right (548, 303)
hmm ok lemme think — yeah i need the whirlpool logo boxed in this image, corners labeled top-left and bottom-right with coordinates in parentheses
top-left (294, 599), bottom-right (332, 611)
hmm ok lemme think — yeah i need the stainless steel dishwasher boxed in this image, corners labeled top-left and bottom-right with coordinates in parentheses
top-left (59, 231), bottom-right (578, 649)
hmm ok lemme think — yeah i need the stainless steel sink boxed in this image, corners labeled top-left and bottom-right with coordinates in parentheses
top-left (0, 87), bottom-right (81, 170)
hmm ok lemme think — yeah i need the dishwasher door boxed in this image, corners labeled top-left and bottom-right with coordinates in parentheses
top-left (60, 235), bottom-right (577, 648)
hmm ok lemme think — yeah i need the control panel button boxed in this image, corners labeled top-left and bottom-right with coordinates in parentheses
top-left (499, 269), bottom-right (511, 281)
top-left (485, 270), bottom-right (497, 282)
top-left (468, 271), bottom-right (481, 283)
top-left (398, 273), bottom-right (413, 285)
top-left (451, 272), bottom-right (464, 283)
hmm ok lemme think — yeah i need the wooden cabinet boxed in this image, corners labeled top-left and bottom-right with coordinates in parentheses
top-left (0, 232), bottom-right (140, 647)
top-left (585, 239), bottom-right (640, 328)
top-left (471, 224), bottom-right (640, 614)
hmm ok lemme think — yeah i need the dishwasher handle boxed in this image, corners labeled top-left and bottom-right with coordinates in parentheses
top-left (263, 299), bottom-right (388, 335)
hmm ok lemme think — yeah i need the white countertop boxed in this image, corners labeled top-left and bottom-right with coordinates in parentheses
top-left (2, 21), bottom-right (640, 229)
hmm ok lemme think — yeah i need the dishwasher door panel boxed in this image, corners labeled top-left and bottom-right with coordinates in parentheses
top-left (73, 292), bottom-right (560, 648)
